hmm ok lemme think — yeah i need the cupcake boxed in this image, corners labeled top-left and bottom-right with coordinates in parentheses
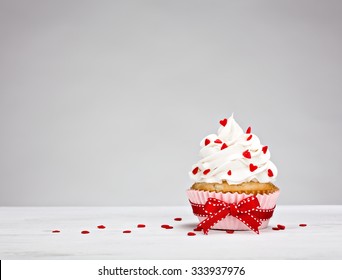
top-left (187, 114), bottom-right (280, 234)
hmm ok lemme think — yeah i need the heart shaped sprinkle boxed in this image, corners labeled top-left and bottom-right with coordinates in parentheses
top-left (81, 230), bottom-right (90, 234)
top-left (268, 169), bottom-right (274, 177)
top-left (242, 150), bottom-right (251, 159)
top-left (52, 230), bottom-right (60, 233)
top-left (97, 225), bottom-right (106, 229)
top-left (262, 146), bottom-right (268, 154)
top-left (192, 167), bottom-right (199, 175)
top-left (214, 139), bottom-right (222, 144)
top-left (246, 126), bottom-right (252, 134)
top-left (123, 230), bottom-right (131, 233)
top-left (174, 218), bottom-right (182, 221)
top-left (247, 135), bottom-right (253, 141)
top-left (161, 224), bottom-right (173, 229)
top-left (249, 163), bottom-right (258, 172)
top-left (221, 143), bottom-right (228, 150)
top-left (219, 118), bottom-right (227, 127)
top-left (187, 232), bottom-right (196, 236)
top-left (204, 138), bottom-right (210, 146)
top-left (226, 230), bottom-right (234, 234)
top-left (227, 170), bottom-right (232, 176)
top-left (277, 224), bottom-right (285, 230)
top-left (137, 224), bottom-right (146, 228)
top-left (203, 169), bottom-right (210, 175)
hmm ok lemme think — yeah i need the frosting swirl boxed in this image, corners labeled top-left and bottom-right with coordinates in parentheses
top-left (189, 114), bottom-right (278, 184)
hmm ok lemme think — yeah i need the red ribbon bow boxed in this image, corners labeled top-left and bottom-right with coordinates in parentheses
top-left (190, 197), bottom-right (275, 234)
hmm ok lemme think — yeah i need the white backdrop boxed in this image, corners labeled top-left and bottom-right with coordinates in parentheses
top-left (0, 0), bottom-right (341, 206)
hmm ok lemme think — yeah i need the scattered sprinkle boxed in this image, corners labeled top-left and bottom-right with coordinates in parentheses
top-left (187, 232), bottom-right (196, 236)
top-left (97, 225), bottom-right (106, 229)
top-left (193, 228), bottom-right (202, 231)
top-left (277, 224), bottom-right (285, 230)
top-left (81, 230), bottom-right (90, 234)
top-left (52, 230), bottom-right (60, 233)
top-left (137, 224), bottom-right (146, 228)
top-left (227, 170), bottom-right (232, 176)
top-left (174, 218), bottom-right (182, 221)
top-left (262, 146), bottom-right (268, 154)
top-left (246, 126), bottom-right (252, 134)
top-left (226, 230), bottom-right (234, 234)
top-left (272, 227), bottom-right (280, 231)
top-left (161, 224), bottom-right (173, 229)
top-left (204, 139), bottom-right (210, 146)
top-left (247, 135), bottom-right (253, 141)
top-left (123, 230), bottom-right (131, 233)
top-left (214, 139), bottom-right (222, 144)
top-left (299, 224), bottom-right (307, 227)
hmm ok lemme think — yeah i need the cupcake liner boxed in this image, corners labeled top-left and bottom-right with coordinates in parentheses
top-left (187, 189), bottom-right (280, 231)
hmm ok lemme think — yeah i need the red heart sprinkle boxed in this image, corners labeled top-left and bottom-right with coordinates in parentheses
top-left (277, 224), bottom-right (285, 230)
top-left (214, 139), bottom-right (222, 144)
top-left (174, 218), bottom-right (182, 221)
top-left (246, 126), bottom-right (252, 134)
top-left (262, 146), bottom-right (268, 154)
top-left (123, 230), bottom-right (131, 233)
top-left (299, 224), bottom-right (307, 227)
top-left (203, 169), bottom-right (210, 175)
top-left (204, 138), bottom-right (210, 146)
top-left (192, 167), bottom-right (199, 175)
top-left (187, 232), bottom-right (196, 236)
top-left (193, 228), bottom-right (202, 231)
top-left (221, 143), bottom-right (228, 150)
top-left (242, 150), bottom-right (251, 159)
top-left (249, 163), bottom-right (258, 172)
top-left (137, 224), bottom-right (146, 228)
top-left (219, 118), bottom-right (227, 127)
top-left (52, 230), bottom-right (60, 233)
top-left (161, 224), bottom-right (173, 229)
top-left (247, 135), bottom-right (253, 141)
top-left (97, 225), bottom-right (106, 229)
top-left (268, 169), bottom-right (274, 177)
top-left (161, 225), bottom-right (173, 229)
top-left (226, 230), bottom-right (234, 234)
top-left (81, 230), bottom-right (90, 234)
top-left (227, 170), bottom-right (232, 176)
top-left (272, 227), bottom-right (280, 231)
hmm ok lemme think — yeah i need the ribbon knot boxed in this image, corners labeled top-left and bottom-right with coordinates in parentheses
top-left (228, 204), bottom-right (238, 217)
top-left (191, 196), bottom-right (275, 234)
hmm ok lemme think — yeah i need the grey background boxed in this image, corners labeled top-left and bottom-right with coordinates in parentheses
top-left (0, 0), bottom-right (341, 206)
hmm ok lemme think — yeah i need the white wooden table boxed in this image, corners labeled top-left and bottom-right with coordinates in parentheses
top-left (0, 206), bottom-right (341, 259)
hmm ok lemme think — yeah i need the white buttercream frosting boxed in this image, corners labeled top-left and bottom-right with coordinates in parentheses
top-left (189, 114), bottom-right (278, 184)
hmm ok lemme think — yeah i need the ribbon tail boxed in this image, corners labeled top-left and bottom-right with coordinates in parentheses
top-left (238, 213), bottom-right (262, 234)
top-left (197, 207), bottom-right (230, 235)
